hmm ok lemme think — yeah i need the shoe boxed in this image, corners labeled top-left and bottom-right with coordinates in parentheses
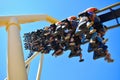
top-left (102, 38), bottom-right (108, 43)
top-left (65, 35), bottom-right (70, 41)
top-left (89, 39), bottom-right (95, 43)
top-left (38, 47), bottom-right (44, 51)
top-left (104, 57), bottom-right (114, 63)
top-left (79, 59), bottom-right (84, 62)
top-left (89, 29), bottom-right (96, 34)
top-left (69, 43), bottom-right (75, 46)
top-left (53, 31), bottom-right (58, 36)
top-left (62, 25), bottom-right (66, 29)
top-left (68, 52), bottom-right (76, 58)
top-left (107, 59), bottom-right (114, 63)
top-left (44, 32), bottom-right (50, 36)
top-left (88, 49), bottom-right (93, 53)
top-left (87, 21), bottom-right (94, 28)
top-left (55, 49), bottom-right (63, 56)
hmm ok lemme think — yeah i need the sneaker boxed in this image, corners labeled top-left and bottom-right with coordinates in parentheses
top-left (89, 29), bottom-right (96, 34)
top-left (53, 31), bottom-right (58, 36)
top-left (107, 59), bottom-right (114, 63)
top-left (55, 49), bottom-right (63, 56)
top-left (68, 52), bottom-right (76, 58)
top-left (88, 49), bottom-right (93, 53)
top-left (87, 21), bottom-right (94, 28)
top-left (79, 59), bottom-right (84, 62)
top-left (44, 32), bottom-right (50, 36)
top-left (69, 43), bottom-right (75, 46)
top-left (89, 39), bottom-right (95, 43)
top-left (65, 35), bottom-right (70, 41)
top-left (38, 47), bottom-right (44, 51)
top-left (102, 38), bottom-right (108, 44)
top-left (104, 57), bottom-right (114, 63)
top-left (108, 59), bottom-right (114, 63)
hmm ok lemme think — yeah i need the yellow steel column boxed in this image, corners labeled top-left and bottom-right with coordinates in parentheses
top-left (7, 17), bottom-right (27, 80)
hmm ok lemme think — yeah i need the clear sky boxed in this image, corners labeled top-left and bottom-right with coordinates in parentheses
top-left (0, 0), bottom-right (120, 80)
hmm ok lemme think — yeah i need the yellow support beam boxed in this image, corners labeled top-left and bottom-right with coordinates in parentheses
top-left (46, 15), bottom-right (59, 23)
top-left (0, 14), bottom-right (59, 27)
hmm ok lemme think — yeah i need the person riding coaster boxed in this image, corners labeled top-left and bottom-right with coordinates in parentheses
top-left (88, 32), bottom-right (114, 63)
top-left (49, 36), bottom-right (64, 57)
top-left (68, 35), bottom-right (84, 62)
top-left (68, 45), bottom-right (84, 62)
top-left (75, 12), bottom-right (97, 44)
top-left (23, 7), bottom-right (114, 63)
top-left (75, 7), bottom-right (100, 44)
top-left (93, 44), bottom-right (114, 63)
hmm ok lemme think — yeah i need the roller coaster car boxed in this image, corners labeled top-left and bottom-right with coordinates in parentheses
top-left (78, 11), bottom-right (89, 17)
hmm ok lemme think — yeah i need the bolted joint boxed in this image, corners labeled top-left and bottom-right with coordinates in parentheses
top-left (6, 17), bottom-right (21, 31)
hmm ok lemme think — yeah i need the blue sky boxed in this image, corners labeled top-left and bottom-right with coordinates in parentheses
top-left (0, 0), bottom-right (120, 80)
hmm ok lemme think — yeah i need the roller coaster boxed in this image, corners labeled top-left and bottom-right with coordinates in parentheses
top-left (0, 2), bottom-right (120, 80)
